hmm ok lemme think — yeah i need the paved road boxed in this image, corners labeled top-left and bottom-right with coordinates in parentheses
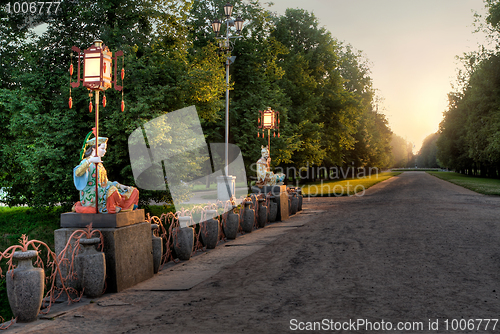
top-left (9, 172), bottom-right (500, 333)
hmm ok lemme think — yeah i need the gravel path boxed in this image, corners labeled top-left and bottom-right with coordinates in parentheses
top-left (9, 172), bottom-right (500, 333)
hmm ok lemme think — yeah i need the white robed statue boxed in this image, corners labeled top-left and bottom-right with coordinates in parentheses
top-left (255, 146), bottom-right (285, 187)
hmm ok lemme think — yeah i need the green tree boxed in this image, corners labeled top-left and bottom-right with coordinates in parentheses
top-left (417, 133), bottom-right (441, 168)
top-left (0, 0), bottom-right (226, 207)
top-left (391, 134), bottom-right (409, 167)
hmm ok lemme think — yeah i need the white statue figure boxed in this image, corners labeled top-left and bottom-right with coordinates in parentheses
top-left (256, 145), bottom-right (285, 187)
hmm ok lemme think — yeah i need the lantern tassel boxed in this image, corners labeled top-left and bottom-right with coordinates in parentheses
top-left (69, 54), bottom-right (73, 110)
top-left (89, 101), bottom-right (93, 113)
top-left (121, 100), bottom-right (125, 112)
top-left (102, 94), bottom-right (106, 108)
top-left (257, 132), bottom-right (260, 138)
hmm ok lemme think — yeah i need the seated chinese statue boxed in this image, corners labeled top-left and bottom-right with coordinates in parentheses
top-left (72, 132), bottom-right (139, 214)
top-left (255, 145), bottom-right (285, 187)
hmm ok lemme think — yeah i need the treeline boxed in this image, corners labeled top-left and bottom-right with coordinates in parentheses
top-left (0, 0), bottom-right (394, 207)
top-left (417, 133), bottom-right (440, 168)
top-left (391, 134), bottom-right (416, 168)
top-left (437, 0), bottom-right (500, 177)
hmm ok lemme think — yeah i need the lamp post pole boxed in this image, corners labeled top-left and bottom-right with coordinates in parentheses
top-left (212, 3), bottom-right (243, 178)
top-left (225, 50), bottom-right (230, 176)
top-left (94, 90), bottom-right (99, 212)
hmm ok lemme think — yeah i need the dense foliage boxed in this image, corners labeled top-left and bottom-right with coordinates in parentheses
top-left (0, 0), bottom-right (395, 207)
top-left (417, 133), bottom-right (441, 168)
top-left (437, 0), bottom-right (500, 177)
top-left (391, 134), bottom-right (415, 168)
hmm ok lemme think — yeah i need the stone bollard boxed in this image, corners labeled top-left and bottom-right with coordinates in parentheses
top-left (223, 206), bottom-right (239, 239)
top-left (151, 224), bottom-right (162, 273)
top-left (76, 237), bottom-right (106, 298)
top-left (290, 192), bottom-right (298, 215)
top-left (200, 210), bottom-right (219, 249)
top-left (268, 195), bottom-right (278, 222)
top-left (257, 198), bottom-right (268, 228)
top-left (241, 200), bottom-right (254, 233)
top-left (173, 216), bottom-right (195, 260)
top-left (297, 188), bottom-right (303, 211)
top-left (6, 250), bottom-right (44, 323)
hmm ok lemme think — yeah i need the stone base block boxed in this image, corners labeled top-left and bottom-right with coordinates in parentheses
top-left (217, 175), bottom-right (236, 202)
top-left (60, 209), bottom-right (146, 228)
top-left (55, 221), bottom-right (153, 293)
top-left (251, 185), bottom-right (288, 221)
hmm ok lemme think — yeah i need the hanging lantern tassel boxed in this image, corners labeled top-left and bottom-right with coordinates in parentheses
top-left (69, 55), bottom-right (73, 110)
top-left (278, 131), bottom-right (280, 138)
top-left (121, 68), bottom-right (125, 80)
top-left (102, 94), bottom-right (106, 108)
top-left (89, 101), bottom-right (93, 113)
top-left (274, 131), bottom-right (276, 138)
top-left (257, 132), bottom-right (260, 138)
top-left (121, 100), bottom-right (125, 112)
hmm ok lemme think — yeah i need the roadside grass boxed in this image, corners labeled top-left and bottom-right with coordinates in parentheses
top-left (0, 206), bottom-right (63, 252)
top-left (301, 172), bottom-right (401, 196)
top-left (191, 182), bottom-right (248, 192)
top-left (392, 168), bottom-right (443, 172)
top-left (427, 171), bottom-right (500, 196)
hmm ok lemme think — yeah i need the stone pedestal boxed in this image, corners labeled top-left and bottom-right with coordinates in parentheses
top-left (60, 209), bottom-right (146, 228)
top-left (217, 175), bottom-right (236, 202)
top-left (251, 185), bottom-right (289, 221)
top-left (55, 210), bottom-right (153, 293)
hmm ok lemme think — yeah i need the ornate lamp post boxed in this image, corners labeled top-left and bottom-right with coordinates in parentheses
top-left (212, 2), bottom-right (243, 177)
top-left (211, 2), bottom-right (243, 202)
top-left (258, 107), bottom-right (280, 157)
top-left (69, 40), bottom-right (124, 213)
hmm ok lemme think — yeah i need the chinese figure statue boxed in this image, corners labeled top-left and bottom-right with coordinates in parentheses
top-left (72, 131), bottom-right (139, 214)
top-left (255, 145), bottom-right (285, 187)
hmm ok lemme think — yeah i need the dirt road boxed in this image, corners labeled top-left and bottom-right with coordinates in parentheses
top-left (9, 172), bottom-right (500, 333)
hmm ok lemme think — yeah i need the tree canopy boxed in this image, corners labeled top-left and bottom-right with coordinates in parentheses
top-left (0, 0), bottom-right (396, 207)
top-left (437, 0), bottom-right (500, 177)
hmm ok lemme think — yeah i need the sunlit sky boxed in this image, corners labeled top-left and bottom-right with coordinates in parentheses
top-left (265, 0), bottom-right (490, 151)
